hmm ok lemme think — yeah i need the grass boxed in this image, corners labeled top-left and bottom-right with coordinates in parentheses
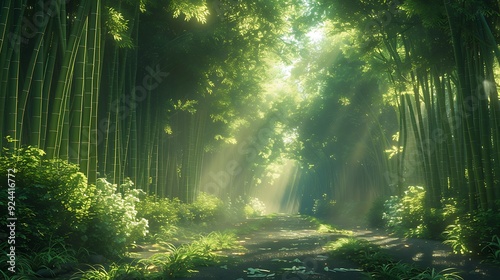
top-left (71, 263), bottom-right (147, 280)
top-left (139, 233), bottom-right (234, 279)
top-left (306, 216), bottom-right (353, 235)
top-left (232, 214), bottom-right (276, 235)
top-left (1, 238), bottom-right (82, 279)
top-left (482, 235), bottom-right (500, 264)
top-left (326, 237), bottom-right (463, 280)
top-left (71, 230), bottom-right (243, 279)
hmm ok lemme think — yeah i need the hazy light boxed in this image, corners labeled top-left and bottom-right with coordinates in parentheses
top-left (307, 27), bottom-right (324, 43)
top-left (250, 159), bottom-right (300, 214)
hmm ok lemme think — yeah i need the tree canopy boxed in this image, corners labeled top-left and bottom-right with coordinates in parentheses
top-left (1, 0), bottom-right (500, 216)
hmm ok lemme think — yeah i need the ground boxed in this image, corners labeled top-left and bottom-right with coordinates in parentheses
top-left (170, 214), bottom-right (500, 280)
top-left (175, 214), bottom-right (364, 280)
top-left (46, 214), bottom-right (500, 279)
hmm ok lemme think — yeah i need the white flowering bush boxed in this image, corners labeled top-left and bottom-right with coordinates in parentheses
top-left (85, 178), bottom-right (148, 257)
top-left (244, 197), bottom-right (266, 217)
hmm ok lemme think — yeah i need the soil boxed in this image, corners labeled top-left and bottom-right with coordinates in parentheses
top-left (42, 214), bottom-right (500, 279)
top-left (173, 214), bottom-right (500, 280)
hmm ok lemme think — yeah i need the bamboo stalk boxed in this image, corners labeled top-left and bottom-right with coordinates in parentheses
top-left (46, 1), bottom-right (90, 158)
top-left (69, 19), bottom-right (87, 165)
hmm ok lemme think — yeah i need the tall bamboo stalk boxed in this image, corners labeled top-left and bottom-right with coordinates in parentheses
top-left (69, 19), bottom-right (87, 164)
top-left (46, 1), bottom-right (90, 159)
top-left (0, 0), bottom-right (12, 144)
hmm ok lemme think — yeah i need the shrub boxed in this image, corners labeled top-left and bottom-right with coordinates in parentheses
top-left (244, 197), bottom-right (266, 217)
top-left (312, 193), bottom-right (336, 218)
top-left (382, 186), bottom-right (446, 238)
top-left (188, 192), bottom-right (224, 222)
top-left (0, 146), bottom-right (93, 250)
top-left (85, 178), bottom-right (148, 257)
top-left (224, 196), bottom-right (247, 221)
top-left (482, 235), bottom-right (500, 263)
top-left (444, 209), bottom-right (500, 255)
top-left (367, 197), bottom-right (386, 228)
top-left (136, 195), bottom-right (181, 235)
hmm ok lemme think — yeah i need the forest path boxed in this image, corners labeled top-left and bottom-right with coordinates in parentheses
top-left (177, 214), bottom-right (500, 280)
top-left (177, 214), bottom-right (366, 280)
top-left (348, 225), bottom-right (500, 280)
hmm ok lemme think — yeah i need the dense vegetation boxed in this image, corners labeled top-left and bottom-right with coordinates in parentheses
top-left (1, 0), bottom-right (500, 278)
top-left (0, 145), bottom-right (266, 278)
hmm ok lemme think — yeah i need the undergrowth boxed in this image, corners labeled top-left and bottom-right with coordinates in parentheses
top-left (367, 186), bottom-right (500, 261)
top-left (71, 230), bottom-right (241, 279)
top-left (0, 145), bottom-right (266, 278)
top-left (326, 237), bottom-right (463, 280)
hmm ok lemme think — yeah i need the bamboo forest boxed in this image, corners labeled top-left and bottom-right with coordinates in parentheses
top-left (2, 0), bottom-right (500, 279)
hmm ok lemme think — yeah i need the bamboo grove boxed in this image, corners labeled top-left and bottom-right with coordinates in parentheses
top-left (312, 0), bottom-right (500, 212)
top-left (0, 0), bottom-right (297, 203)
top-left (0, 0), bottom-right (148, 191)
top-left (1, 0), bottom-right (500, 213)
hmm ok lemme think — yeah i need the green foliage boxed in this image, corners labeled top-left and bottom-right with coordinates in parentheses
top-left (312, 193), bottom-right (336, 218)
top-left (86, 178), bottom-right (149, 257)
top-left (326, 237), bottom-right (392, 271)
top-left (372, 261), bottom-right (418, 280)
top-left (71, 232), bottom-right (240, 280)
top-left (169, 0), bottom-right (209, 23)
top-left (72, 263), bottom-right (146, 280)
top-left (224, 196), bottom-right (248, 221)
top-left (482, 235), bottom-right (500, 264)
top-left (0, 244), bottom-right (35, 278)
top-left (207, 195), bottom-right (267, 221)
top-left (0, 146), bottom-right (93, 249)
top-left (382, 186), bottom-right (448, 239)
top-left (410, 268), bottom-right (463, 280)
top-left (29, 239), bottom-right (78, 275)
top-left (142, 244), bottom-right (210, 277)
top-left (367, 197), bottom-right (386, 228)
top-left (194, 231), bottom-right (240, 251)
top-left (105, 7), bottom-right (133, 48)
top-left (306, 216), bottom-right (352, 235)
top-left (135, 192), bottom-right (264, 244)
top-left (317, 223), bottom-right (349, 234)
top-left (383, 186), bottom-right (425, 235)
top-left (444, 209), bottom-right (500, 255)
top-left (136, 196), bottom-right (181, 235)
top-left (244, 197), bottom-right (266, 217)
top-left (188, 192), bottom-right (224, 222)
top-left (138, 231), bottom-right (239, 278)
top-left (326, 237), bottom-right (463, 280)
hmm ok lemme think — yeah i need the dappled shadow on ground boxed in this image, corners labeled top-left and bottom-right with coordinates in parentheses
top-left (348, 226), bottom-right (500, 280)
top-left (129, 214), bottom-right (500, 280)
top-left (176, 214), bottom-right (367, 280)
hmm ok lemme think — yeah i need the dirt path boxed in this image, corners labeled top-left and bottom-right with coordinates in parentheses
top-left (177, 214), bottom-right (367, 280)
top-left (176, 214), bottom-right (500, 280)
top-left (349, 226), bottom-right (500, 280)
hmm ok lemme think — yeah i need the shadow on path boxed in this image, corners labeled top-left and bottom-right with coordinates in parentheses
top-left (177, 214), bottom-right (366, 280)
top-left (338, 221), bottom-right (500, 280)
top-left (175, 214), bottom-right (500, 280)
